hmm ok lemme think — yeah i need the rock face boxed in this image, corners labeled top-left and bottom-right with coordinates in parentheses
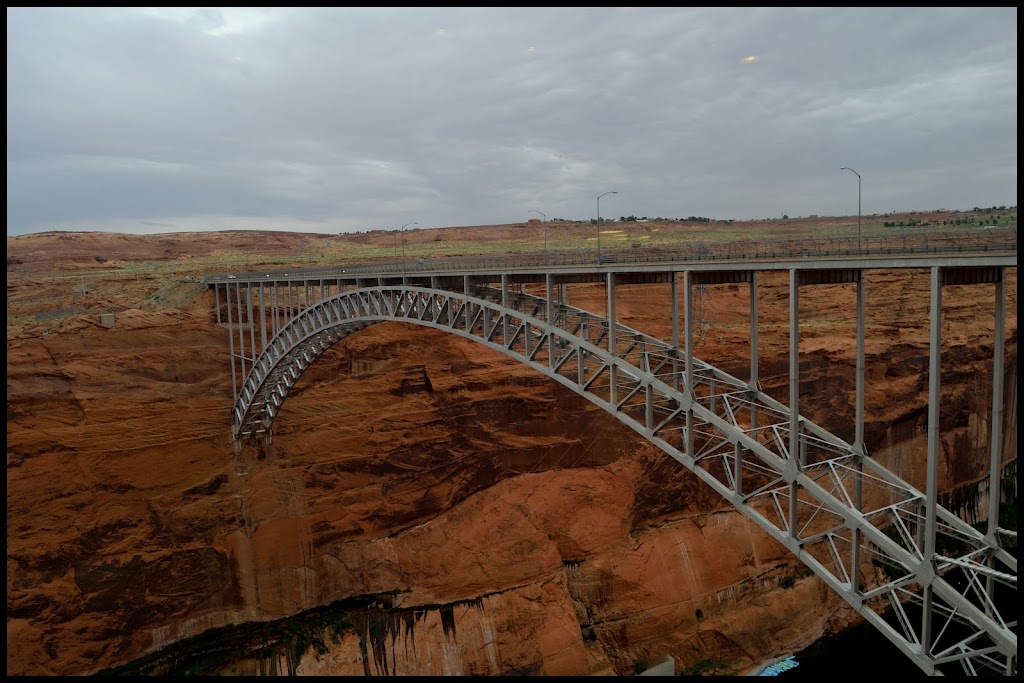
top-left (6, 235), bottom-right (1017, 676)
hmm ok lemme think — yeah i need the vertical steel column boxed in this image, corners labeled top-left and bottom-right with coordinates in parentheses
top-left (684, 271), bottom-right (694, 457)
top-left (645, 382), bottom-right (653, 432)
top-left (733, 442), bottom-right (742, 496)
top-left (607, 272), bottom-right (617, 406)
top-left (577, 345), bottom-right (585, 387)
top-left (522, 310), bottom-right (530, 357)
top-left (518, 279), bottom-right (530, 357)
top-left (502, 274), bottom-right (510, 344)
top-left (215, 283), bottom-right (222, 324)
top-left (709, 376), bottom-right (717, 417)
top-left (855, 272), bottom-right (866, 452)
top-left (986, 269), bottom-right (1005, 548)
top-left (273, 283), bottom-right (280, 337)
top-left (546, 274), bottom-right (555, 368)
top-left (246, 283), bottom-right (256, 367)
top-left (672, 272), bottom-right (680, 391)
top-left (481, 278), bottom-right (490, 339)
top-left (852, 270), bottom-right (866, 598)
top-left (545, 275), bottom-right (553, 324)
top-left (431, 276), bottom-right (440, 324)
top-left (225, 283), bottom-right (237, 403)
top-left (236, 280), bottom-right (247, 381)
top-left (750, 272), bottom-right (759, 431)
top-left (259, 282), bottom-right (267, 354)
top-left (789, 269), bottom-right (800, 539)
top-left (921, 265), bottom-right (942, 655)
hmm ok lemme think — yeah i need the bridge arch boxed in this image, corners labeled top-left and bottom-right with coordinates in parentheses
top-left (228, 282), bottom-right (1015, 676)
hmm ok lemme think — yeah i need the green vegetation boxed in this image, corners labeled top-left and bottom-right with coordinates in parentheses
top-left (7, 313), bottom-right (34, 338)
top-left (678, 658), bottom-right (739, 676)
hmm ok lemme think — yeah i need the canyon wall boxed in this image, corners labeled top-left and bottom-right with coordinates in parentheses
top-left (6, 269), bottom-right (1016, 676)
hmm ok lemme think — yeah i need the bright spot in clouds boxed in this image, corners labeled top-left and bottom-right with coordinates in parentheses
top-left (743, 55), bottom-right (759, 63)
top-left (143, 7), bottom-right (275, 36)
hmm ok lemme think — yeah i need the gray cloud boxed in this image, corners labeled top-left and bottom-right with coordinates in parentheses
top-left (6, 7), bottom-right (1017, 235)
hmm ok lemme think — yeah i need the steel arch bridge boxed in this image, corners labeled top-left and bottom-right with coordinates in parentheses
top-left (206, 245), bottom-right (1016, 677)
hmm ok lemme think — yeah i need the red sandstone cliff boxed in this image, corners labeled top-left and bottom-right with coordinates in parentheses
top-left (6, 228), bottom-right (1016, 676)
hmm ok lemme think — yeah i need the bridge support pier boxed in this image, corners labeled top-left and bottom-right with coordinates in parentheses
top-left (501, 274), bottom-right (510, 343)
top-left (986, 268), bottom-right (1006, 551)
top-left (684, 271), bottom-right (694, 458)
top-left (672, 273), bottom-right (680, 391)
top-left (607, 272), bottom-right (617, 406)
top-left (922, 265), bottom-right (943, 655)
top-left (788, 269), bottom-right (800, 538)
top-left (749, 272), bottom-right (759, 431)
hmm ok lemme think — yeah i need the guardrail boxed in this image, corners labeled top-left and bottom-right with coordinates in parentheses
top-left (203, 225), bottom-right (1017, 283)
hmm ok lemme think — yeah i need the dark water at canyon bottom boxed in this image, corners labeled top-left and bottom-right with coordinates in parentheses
top-left (776, 618), bottom-right (928, 678)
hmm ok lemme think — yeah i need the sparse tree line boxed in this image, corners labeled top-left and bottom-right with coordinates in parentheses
top-left (338, 206), bottom-right (1014, 235)
top-left (883, 215), bottom-right (1015, 228)
top-left (586, 215), bottom-right (714, 224)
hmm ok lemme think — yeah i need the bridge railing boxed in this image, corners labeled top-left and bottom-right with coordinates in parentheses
top-left (202, 225), bottom-right (1017, 283)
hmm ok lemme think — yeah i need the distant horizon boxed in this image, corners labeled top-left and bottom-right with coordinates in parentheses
top-left (7, 204), bottom-right (1017, 239)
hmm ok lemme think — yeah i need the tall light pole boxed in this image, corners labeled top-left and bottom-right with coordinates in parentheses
top-left (596, 191), bottom-right (617, 262)
top-left (840, 167), bottom-right (861, 250)
top-left (400, 222), bottom-right (417, 262)
top-left (529, 210), bottom-right (547, 252)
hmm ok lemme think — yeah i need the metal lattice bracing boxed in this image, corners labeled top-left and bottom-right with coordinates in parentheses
top-left (220, 280), bottom-right (1016, 676)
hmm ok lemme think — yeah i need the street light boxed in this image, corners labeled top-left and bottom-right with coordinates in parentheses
top-left (840, 167), bottom-right (861, 251)
top-left (596, 191), bottom-right (617, 262)
top-left (529, 210), bottom-right (547, 252)
top-left (400, 222), bottom-right (417, 262)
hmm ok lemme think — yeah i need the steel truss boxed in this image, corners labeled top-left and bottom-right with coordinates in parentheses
top-left (223, 281), bottom-right (1016, 676)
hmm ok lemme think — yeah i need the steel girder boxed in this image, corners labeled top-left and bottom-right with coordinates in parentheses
top-left (231, 284), bottom-right (1016, 676)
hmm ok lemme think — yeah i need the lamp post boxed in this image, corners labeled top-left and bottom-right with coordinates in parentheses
top-left (840, 167), bottom-right (861, 251)
top-left (400, 222), bottom-right (417, 262)
top-left (529, 210), bottom-right (547, 252)
top-left (596, 191), bottom-right (617, 262)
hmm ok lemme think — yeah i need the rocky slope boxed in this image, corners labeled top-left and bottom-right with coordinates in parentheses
top-left (6, 227), bottom-right (1016, 676)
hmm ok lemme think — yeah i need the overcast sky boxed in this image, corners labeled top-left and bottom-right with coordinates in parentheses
top-left (6, 7), bottom-right (1018, 236)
